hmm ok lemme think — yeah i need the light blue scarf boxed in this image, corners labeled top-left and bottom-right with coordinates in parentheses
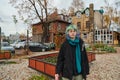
top-left (67, 37), bottom-right (81, 73)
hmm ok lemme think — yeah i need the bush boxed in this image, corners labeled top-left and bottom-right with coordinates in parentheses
top-left (86, 47), bottom-right (92, 51)
top-left (94, 43), bottom-right (105, 48)
top-left (101, 45), bottom-right (116, 53)
top-left (89, 43), bottom-right (116, 53)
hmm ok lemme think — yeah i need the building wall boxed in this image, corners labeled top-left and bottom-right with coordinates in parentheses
top-left (71, 5), bottom-right (103, 44)
top-left (72, 14), bottom-right (89, 31)
top-left (94, 11), bottom-right (103, 29)
top-left (32, 21), bottom-right (69, 43)
top-left (94, 29), bottom-right (120, 45)
top-left (32, 24), bottom-right (43, 35)
top-left (32, 34), bottom-right (42, 42)
top-left (49, 21), bottom-right (69, 42)
top-left (72, 14), bottom-right (91, 43)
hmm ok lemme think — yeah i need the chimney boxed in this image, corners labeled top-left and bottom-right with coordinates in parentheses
top-left (89, 3), bottom-right (94, 31)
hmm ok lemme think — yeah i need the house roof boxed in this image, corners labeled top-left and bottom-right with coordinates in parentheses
top-left (75, 8), bottom-right (89, 15)
top-left (32, 19), bottom-right (70, 26)
top-left (74, 7), bottom-right (104, 15)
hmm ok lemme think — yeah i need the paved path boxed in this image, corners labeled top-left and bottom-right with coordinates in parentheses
top-left (0, 51), bottom-right (58, 80)
top-left (0, 51), bottom-right (120, 80)
top-left (87, 53), bottom-right (120, 80)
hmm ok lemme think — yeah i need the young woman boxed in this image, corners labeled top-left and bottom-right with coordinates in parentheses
top-left (55, 25), bottom-right (89, 80)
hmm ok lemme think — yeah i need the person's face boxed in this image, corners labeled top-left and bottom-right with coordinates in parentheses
top-left (68, 29), bottom-right (77, 39)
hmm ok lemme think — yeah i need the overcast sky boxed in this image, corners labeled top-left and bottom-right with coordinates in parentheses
top-left (0, 0), bottom-right (118, 36)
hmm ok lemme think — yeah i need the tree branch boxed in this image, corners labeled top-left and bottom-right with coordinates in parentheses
top-left (28, 0), bottom-right (43, 22)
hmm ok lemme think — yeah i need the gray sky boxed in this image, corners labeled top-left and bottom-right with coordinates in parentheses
top-left (0, 0), bottom-right (118, 36)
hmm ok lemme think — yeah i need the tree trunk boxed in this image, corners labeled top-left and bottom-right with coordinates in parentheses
top-left (41, 22), bottom-right (49, 43)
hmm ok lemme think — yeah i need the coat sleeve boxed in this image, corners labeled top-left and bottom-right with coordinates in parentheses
top-left (80, 38), bottom-right (89, 75)
top-left (83, 45), bottom-right (90, 75)
top-left (56, 44), bottom-right (65, 75)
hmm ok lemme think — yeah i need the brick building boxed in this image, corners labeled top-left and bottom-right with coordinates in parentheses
top-left (32, 10), bottom-right (70, 47)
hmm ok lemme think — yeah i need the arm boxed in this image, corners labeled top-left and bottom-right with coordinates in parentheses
top-left (83, 45), bottom-right (90, 75)
top-left (55, 44), bottom-right (65, 79)
top-left (82, 41), bottom-right (89, 75)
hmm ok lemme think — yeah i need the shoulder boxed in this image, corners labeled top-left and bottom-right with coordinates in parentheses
top-left (79, 38), bottom-right (84, 44)
top-left (61, 40), bottom-right (68, 47)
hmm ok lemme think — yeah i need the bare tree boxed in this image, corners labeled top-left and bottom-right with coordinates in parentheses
top-left (12, 15), bottom-right (18, 24)
top-left (12, 15), bottom-right (18, 34)
top-left (9, 0), bottom-right (56, 42)
top-left (103, 0), bottom-right (120, 28)
top-left (71, 0), bottom-right (85, 11)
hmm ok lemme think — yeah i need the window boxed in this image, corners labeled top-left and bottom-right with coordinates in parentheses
top-left (57, 23), bottom-right (61, 31)
top-left (77, 22), bottom-right (81, 29)
top-left (83, 33), bottom-right (87, 39)
top-left (98, 31), bottom-right (100, 35)
top-left (49, 26), bottom-right (51, 30)
top-left (49, 23), bottom-right (53, 30)
top-left (76, 12), bottom-right (81, 18)
top-left (68, 17), bottom-right (72, 23)
top-left (85, 9), bottom-right (89, 17)
top-left (95, 36), bottom-right (97, 40)
top-left (33, 27), bottom-right (36, 33)
top-left (104, 36), bottom-right (106, 40)
top-left (61, 15), bottom-right (64, 20)
top-left (95, 31), bottom-right (97, 34)
top-left (110, 35), bottom-right (112, 40)
top-left (101, 35), bottom-right (103, 40)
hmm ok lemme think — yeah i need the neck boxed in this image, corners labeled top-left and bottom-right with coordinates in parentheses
top-left (71, 37), bottom-right (75, 40)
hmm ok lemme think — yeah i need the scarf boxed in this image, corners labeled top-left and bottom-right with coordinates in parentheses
top-left (67, 37), bottom-right (81, 73)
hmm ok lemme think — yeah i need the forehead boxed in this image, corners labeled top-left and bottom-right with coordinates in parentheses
top-left (68, 29), bottom-right (77, 31)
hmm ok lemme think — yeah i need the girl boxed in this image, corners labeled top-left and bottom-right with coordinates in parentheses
top-left (55, 25), bottom-right (89, 80)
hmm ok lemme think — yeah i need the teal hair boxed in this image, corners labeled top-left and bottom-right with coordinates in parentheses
top-left (65, 24), bottom-right (78, 34)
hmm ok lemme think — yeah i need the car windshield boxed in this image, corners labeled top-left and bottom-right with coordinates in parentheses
top-left (29, 42), bottom-right (40, 46)
top-left (18, 42), bottom-right (25, 44)
top-left (1, 42), bottom-right (9, 46)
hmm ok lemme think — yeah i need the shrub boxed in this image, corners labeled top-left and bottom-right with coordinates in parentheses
top-left (101, 45), bottom-right (116, 53)
top-left (94, 43), bottom-right (105, 48)
top-left (86, 47), bottom-right (92, 51)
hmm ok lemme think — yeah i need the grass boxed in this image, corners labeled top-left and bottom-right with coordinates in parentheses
top-left (28, 74), bottom-right (50, 80)
top-left (0, 61), bottom-right (17, 64)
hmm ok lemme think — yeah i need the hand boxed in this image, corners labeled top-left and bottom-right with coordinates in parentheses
top-left (55, 74), bottom-right (59, 80)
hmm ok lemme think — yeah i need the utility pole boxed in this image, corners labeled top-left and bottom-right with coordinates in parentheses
top-left (26, 30), bottom-right (29, 55)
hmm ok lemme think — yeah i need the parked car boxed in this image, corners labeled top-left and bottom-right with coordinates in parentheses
top-left (10, 41), bottom-right (19, 48)
top-left (44, 42), bottom-right (56, 50)
top-left (28, 42), bottom-right (49, 52)
top-left (14, 41), bottom-right (26, 49)
top-left (1, 42), bottom-right (15, 54)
